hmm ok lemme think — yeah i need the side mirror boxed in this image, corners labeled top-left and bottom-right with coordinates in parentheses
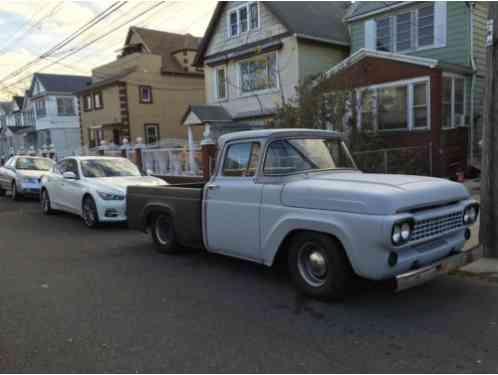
top-left (63, 171), bottom-right (77, 180)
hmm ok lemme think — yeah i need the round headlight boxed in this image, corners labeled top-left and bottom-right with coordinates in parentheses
top-left (392, 224), bottom-right (401, 244)
top-left (400, 222), bottom-right (411, 241)
top-left (468, 206), bottom-right (477, 222)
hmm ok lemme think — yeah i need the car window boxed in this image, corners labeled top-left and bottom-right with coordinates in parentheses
top-left (263, 140), bottom-right (312, 175)
top-left (65, 159), bottom-right (80, 177)
top-left (54, 161), bottom-right (65, 175)
top-left (222, 142), bottom-right (261, 177)
top-left (80, 158), bottom-right (141, 178)
top-left (4, 157), bottom-right (13, 168)
top-left (15, 157), bottom-right (54, 171)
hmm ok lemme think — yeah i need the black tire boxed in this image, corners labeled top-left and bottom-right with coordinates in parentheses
top-left (82, 196), bottom-right (99, 228)
top-left (41, 189), bottom-right (54, 215)
top-left (288, 232), bottom-right (353, 301)
top-left (0, 185), bottom-right (5, 197)
top-left (11, 181), bottom-right (21, 201)
top-left (150, 213), bottom-right (178, 254)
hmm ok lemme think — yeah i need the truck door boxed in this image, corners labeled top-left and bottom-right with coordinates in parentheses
top-left (205, 141), bottom-right (262, 261)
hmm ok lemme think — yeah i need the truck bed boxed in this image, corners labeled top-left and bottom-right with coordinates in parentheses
top-left (127, 183), bottom-right (205, 249)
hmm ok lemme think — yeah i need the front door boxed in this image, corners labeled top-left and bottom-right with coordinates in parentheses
top-left (205, 141), bottom-right (262, 261)
top-left (60, 159), bottom-right (84, 213)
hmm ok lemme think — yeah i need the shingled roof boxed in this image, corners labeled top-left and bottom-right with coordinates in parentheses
top-left (124, 27), bottom-right (202, 75)
top-left (194, 1), bottom-right (350, 67)
top-left (33, 73), bottom-right (91, 94)
top-left (344, 2), bottom-right (404, 21)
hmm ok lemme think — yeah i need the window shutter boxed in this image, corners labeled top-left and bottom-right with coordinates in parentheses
top-left (434, 2), bottom-right (447, 47)
top-left (364, 19), bottom-right (377, 50)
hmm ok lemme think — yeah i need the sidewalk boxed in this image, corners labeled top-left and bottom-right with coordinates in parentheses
top-left (461, 256), bottom-right (498, 279)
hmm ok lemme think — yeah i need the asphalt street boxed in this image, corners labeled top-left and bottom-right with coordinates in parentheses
top-left (0, 197), bottom-right (497, 373)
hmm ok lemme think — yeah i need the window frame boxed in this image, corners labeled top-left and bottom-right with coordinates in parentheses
top-left (139, 85), bottom-right (153, 104)
top-left (56, 97), bottom-right (75, 116)
top-left (374, 3), bottom-right (436, 53)
top-left (237, 52), bottom-right (279, 96)
top-left (83, 94), bottom-right (93, 111)
top-left (226, 2), bottom-right (260, 39)
top-left (442, 73), bottom-right (466, 129)
top-left (356, 76), bottom-right (431, 132)
top-left (35, 98), bottom-right (47, 118)
top-left (214, 66), bottom-right (228, 100)
top-left (93, 91), bottom-right (103, 110)
top-left (144, 123), bottom-right (160, 145)
top-left (220, 141), bottom-right (262, 178)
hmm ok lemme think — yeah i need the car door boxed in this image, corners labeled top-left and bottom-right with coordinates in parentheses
top-left (205, 141), bottom-right (263, 261)
top-left (60, 159), bottom-right (85, 214)
top-left (47, 160), bottom-right (66, 208)
top-left (0, 157), bottom-right (13, 189)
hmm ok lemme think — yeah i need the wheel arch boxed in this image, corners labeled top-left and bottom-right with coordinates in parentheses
top-left (141, 203), bottom-right (176, 233)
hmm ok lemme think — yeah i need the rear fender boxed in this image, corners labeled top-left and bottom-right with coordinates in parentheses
top-left (139, 203), bottom-right (176, 233)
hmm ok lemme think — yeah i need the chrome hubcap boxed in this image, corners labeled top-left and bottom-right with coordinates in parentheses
top-left (155, 216), bottom-right (170, 245)
top-left (297, 243), bottom-right (329, 287)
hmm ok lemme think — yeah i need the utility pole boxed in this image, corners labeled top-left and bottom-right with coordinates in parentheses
top-left (480, 3), bottom-right (498, 257)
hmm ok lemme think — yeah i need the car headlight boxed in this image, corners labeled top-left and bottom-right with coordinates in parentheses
top-left (463, 204), bottom-right (479, 225)
top-left (97, 191), bottom-right (125, 201)
top-left (392, 220), bottom-right (413, 246)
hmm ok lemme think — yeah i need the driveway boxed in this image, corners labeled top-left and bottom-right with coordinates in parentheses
top-left (0, 197), bottom-right (496, 373)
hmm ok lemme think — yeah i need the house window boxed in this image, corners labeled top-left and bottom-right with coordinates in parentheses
top-left (228, 3), bottom-right (259, 38)
top-left (144, 124), bottom-right (159, 145)
top-left (418, 4), bottom-right (435, 47)
top-left (93, 91), bottom-right (103, 109)
top-left (216, 67), bottom-right (227, 99)
top-left (56, 97), bottom-right (75, 116)
top-left (84, 95), bottom-right (93, 111)
top-left (239, 53), bottom-right (277, 94)
top-left (376, 17), bottom-right (392, 51)
top-left (396, 12), bottom-right (412, 51)
top-left (139, 86), bottom-right (153, 104)
top-left (250, 3), bottom-right (259, 29)
top-left (378, 86), bottom-right (408, 130)
top-left (413, 82), bottom-right (428, 129)
top-left (358, 78), bottom-right (430, 131)
top-left (35, 98), bottom-right (46, 117)
top-left (442, 75), bottom-right (466, 129)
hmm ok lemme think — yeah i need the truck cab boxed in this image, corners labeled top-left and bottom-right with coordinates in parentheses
top-left (127, 129), bottom-right (480, 300)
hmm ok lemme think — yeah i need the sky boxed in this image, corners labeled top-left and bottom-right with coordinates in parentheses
top-left (0, 1), bottom-right (217, 99)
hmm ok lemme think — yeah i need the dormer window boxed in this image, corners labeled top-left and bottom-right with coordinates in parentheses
top-left (228, 2), bottom-right (260, 38)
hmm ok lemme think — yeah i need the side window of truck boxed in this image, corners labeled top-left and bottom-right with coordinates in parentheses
top-left (222, 142), bottom-right (260, 177)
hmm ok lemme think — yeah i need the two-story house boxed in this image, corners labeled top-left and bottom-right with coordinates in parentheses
top-left (77, 26), bottom-right (205, 150)
top-left (325, 1), bottom-right (488, 177)
top-left (27, 73), bottom-right (91, 158)
top-left (0, 96), bottom-right (33, 158)
top-left (182, 1), bottom-right (350, 141)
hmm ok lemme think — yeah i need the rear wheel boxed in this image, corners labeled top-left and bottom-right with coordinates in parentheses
top-left (288, 232), bottom-right (353, 301)
top-left (82, 196), bottom-right (99, 228)
top-left (151, 213), bottom-right (178, 254)
top-left (0, 185), bottom-right (5, 197)
top-left (41, 189), bottom-right (54, 215)
top-left (11, 181), bottom-right (21, 201)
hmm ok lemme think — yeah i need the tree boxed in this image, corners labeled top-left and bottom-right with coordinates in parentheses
top-left (480, 3), bottom-right (498, 258)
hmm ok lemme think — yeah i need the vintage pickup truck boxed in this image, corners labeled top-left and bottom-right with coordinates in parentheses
top-left (127, 129), bottom-right (480, 300)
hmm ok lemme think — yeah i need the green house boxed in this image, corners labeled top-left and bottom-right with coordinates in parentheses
top-left (341, 1), bottom-right (488, 175)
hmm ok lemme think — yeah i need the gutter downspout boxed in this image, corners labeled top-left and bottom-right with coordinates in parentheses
top-left (469, 2), bottom-right (477, 167)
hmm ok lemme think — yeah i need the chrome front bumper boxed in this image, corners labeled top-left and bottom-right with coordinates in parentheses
top-left (396, 245), bottom-right (482, 292)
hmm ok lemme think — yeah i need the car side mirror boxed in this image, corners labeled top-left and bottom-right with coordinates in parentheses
top-left (63, 171), bottom-right (78, 180)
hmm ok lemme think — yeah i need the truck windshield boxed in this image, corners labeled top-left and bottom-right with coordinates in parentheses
top-left (15, 157), bottom-right (54, 171)
top-left (81, 158), bottom-right (142, 178)
top-left (263, 138), bottom-right (356, 176)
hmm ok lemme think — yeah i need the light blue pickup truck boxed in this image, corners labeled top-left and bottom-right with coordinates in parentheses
top-left (127, 129), bottom-right (480, 300)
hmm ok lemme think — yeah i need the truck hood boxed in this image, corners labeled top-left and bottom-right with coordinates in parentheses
top-left (90, 176), bottom-right (168, 194)
top-left (281, 172), bottom-right (470, 215)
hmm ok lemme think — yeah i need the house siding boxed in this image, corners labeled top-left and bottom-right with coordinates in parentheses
top-left (205, 2), bottom-right (288, 57)
top-left (350, 22), bottom-right (364, 53)
top-left (297, 41), bottom-right (349, 83)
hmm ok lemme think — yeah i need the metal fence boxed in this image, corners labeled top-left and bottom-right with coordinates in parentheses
top-left (141, 146), bottom-right (202, 176)
top-left (353, 144), bottom-right (432, 176)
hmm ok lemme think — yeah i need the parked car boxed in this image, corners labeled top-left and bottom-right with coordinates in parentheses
top-left (127, 129), bottom-right (481, 300)
top-left (40, 156), bottom-right (167, 227)
top-left (0, 155), bottom-right (55, 200)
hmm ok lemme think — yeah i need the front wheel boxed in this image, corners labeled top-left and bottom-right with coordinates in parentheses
top-left (41, 189), bottom-right (54, 215)
top-left (82, 196), bottom-right (99, 228)
top-left (11, 181), bottom-right (21, 201)
top-left (288, 232), bottom-right (353, 301)
top-left (150, 213), bottom-right (178, 254)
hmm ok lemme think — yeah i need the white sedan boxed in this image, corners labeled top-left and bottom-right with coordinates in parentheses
top-left (40, 156), bottom-right (167, 227)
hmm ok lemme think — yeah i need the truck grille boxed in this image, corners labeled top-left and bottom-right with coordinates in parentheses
top-left (411, 211), bottom-right (463, 242)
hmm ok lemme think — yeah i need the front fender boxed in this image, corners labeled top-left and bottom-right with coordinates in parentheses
top-left (261, 213), bottom-right (356, 270)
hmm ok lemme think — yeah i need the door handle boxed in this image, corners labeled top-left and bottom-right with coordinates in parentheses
top-left (206, 184), bottom-right (220, 191)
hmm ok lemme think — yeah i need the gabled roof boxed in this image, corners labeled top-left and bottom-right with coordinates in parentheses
top-left (13, 96), bottom-right (24, 111)
top-left (194, 1), bottom-right (350, 67)
top-left (181, 104), bottom-right (233, 125)
top-left (124, 27), bottom-right (202, 75)
top-left (324, 48), bottom-right (438, 77)
top-left (32, 73), bottom-right (91, 94)
top-left (344, 2), bottom-right (407, 22)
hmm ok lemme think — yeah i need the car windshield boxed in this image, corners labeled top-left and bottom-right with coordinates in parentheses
top-left (263, 138), bottom-right (357, 176)
top-left (15, 157), bottom-right (54, 171)
top-left (80, 158), bottom-right (141, 178)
